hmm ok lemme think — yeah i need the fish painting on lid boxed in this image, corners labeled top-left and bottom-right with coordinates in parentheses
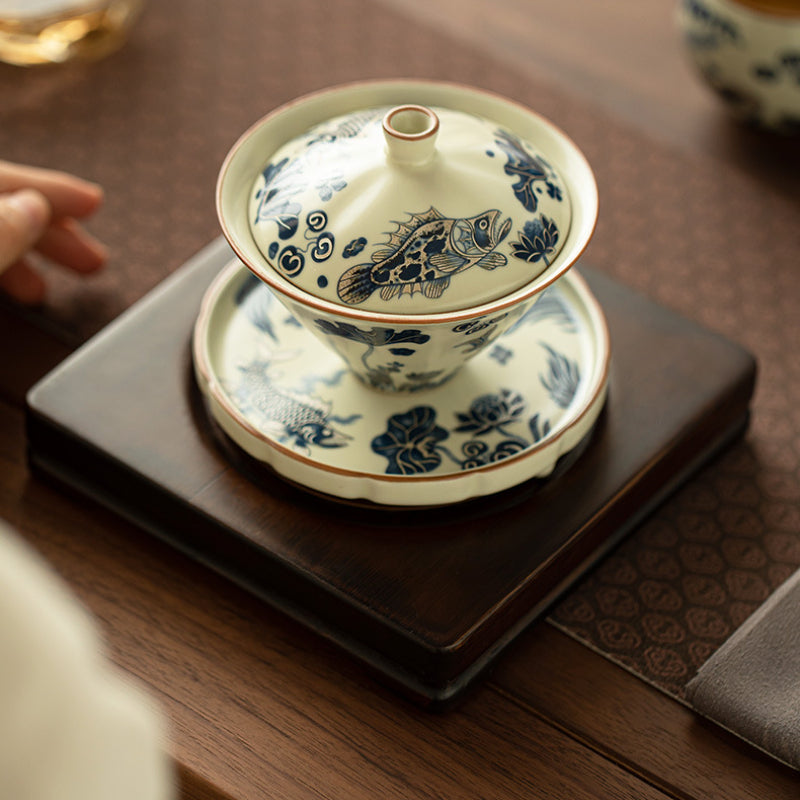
top-left (337, 207), bottom-right (513, 305)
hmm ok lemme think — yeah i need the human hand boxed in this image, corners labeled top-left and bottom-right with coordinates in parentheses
top-left (0, 160), bottom-right (108, 305)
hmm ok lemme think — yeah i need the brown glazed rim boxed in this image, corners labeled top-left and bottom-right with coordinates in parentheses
top-left (725, 0), bottom-right (800, 17)
top-left (383, 105), bottom-right (440, 141)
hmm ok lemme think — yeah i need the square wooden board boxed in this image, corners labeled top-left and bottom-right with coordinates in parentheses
top-left (26, 239), bottom-right (756, 708)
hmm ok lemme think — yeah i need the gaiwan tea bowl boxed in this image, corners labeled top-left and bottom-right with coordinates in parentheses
top-left (216, 80), bottom-right (598, 393)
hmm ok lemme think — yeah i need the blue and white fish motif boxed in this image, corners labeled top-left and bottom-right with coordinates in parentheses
top-left (337, 207), bottom-right (512, 305)
top-left (236, 362), bottom-right (350, 450)
top-left (306, 109), bottom-right (384, 146)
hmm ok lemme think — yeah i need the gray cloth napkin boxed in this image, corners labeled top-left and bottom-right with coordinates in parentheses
top-left (686, 567), bottom-right (800, 770)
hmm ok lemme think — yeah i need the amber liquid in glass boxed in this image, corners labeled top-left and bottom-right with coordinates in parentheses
top-left (0, 0), bottom-right (143, 65)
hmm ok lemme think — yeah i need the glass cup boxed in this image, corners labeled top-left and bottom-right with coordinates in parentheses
top-left (0, 0), bottom-right (144, 66)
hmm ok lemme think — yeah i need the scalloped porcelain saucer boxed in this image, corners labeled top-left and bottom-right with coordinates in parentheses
top-left (193, 260), bottom-right (610, 506)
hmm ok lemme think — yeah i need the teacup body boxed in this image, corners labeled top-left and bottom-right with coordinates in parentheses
top-left (678, 0), bottom-right (800, 133)
top-left (282, 292), bottom-right (536, 393)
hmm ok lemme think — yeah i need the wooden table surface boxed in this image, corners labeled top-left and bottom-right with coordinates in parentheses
top-left (2, 1), bottom-right (799, 798)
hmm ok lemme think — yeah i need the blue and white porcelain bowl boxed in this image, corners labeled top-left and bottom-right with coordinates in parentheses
top-left (678, 0), bottom-right (800, 133)
top-left (217, 80), bottom-right (598, 392)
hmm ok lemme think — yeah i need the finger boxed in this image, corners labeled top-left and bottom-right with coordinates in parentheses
top-left (0, 160), bottom-right (103, 219)
top-left (0, 189), bottom-right (51, 273)
top-left (35, 217), bottom-right (108, 274)
top-left (0, 258), bottom-right (47, 306)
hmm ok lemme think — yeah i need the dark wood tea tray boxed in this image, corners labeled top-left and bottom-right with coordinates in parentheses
top-left (26, 238), bottom-right (756, 708)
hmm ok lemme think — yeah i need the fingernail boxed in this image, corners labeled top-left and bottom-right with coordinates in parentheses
top-left (5, 189), bottom-right (50, 229)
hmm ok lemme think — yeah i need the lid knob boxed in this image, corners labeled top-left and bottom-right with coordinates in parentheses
top-left (382, 105), bottom-right (439, 165)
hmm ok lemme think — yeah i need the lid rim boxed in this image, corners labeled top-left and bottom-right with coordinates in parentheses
top-left (224, 224), bottom-right (596, 326)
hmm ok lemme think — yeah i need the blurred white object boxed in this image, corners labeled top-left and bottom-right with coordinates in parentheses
top-left (677, 0), bottom-right (800, 133)
top-left (0, 0), bottom-right (144, 65)
top-left (0, 521), bottom-right (173, 800)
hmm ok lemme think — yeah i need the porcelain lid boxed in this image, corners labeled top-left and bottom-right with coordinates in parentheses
top-left (248, 104), bottom-right (572, 314)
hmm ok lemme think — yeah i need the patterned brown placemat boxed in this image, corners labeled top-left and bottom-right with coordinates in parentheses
top-left (2, 0), bottom-right (799, 702)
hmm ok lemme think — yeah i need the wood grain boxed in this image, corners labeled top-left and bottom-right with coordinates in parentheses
top-left (493, 624), bottom-right (800, 800)
top-left (2, 402), bottom-right (675, 800)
